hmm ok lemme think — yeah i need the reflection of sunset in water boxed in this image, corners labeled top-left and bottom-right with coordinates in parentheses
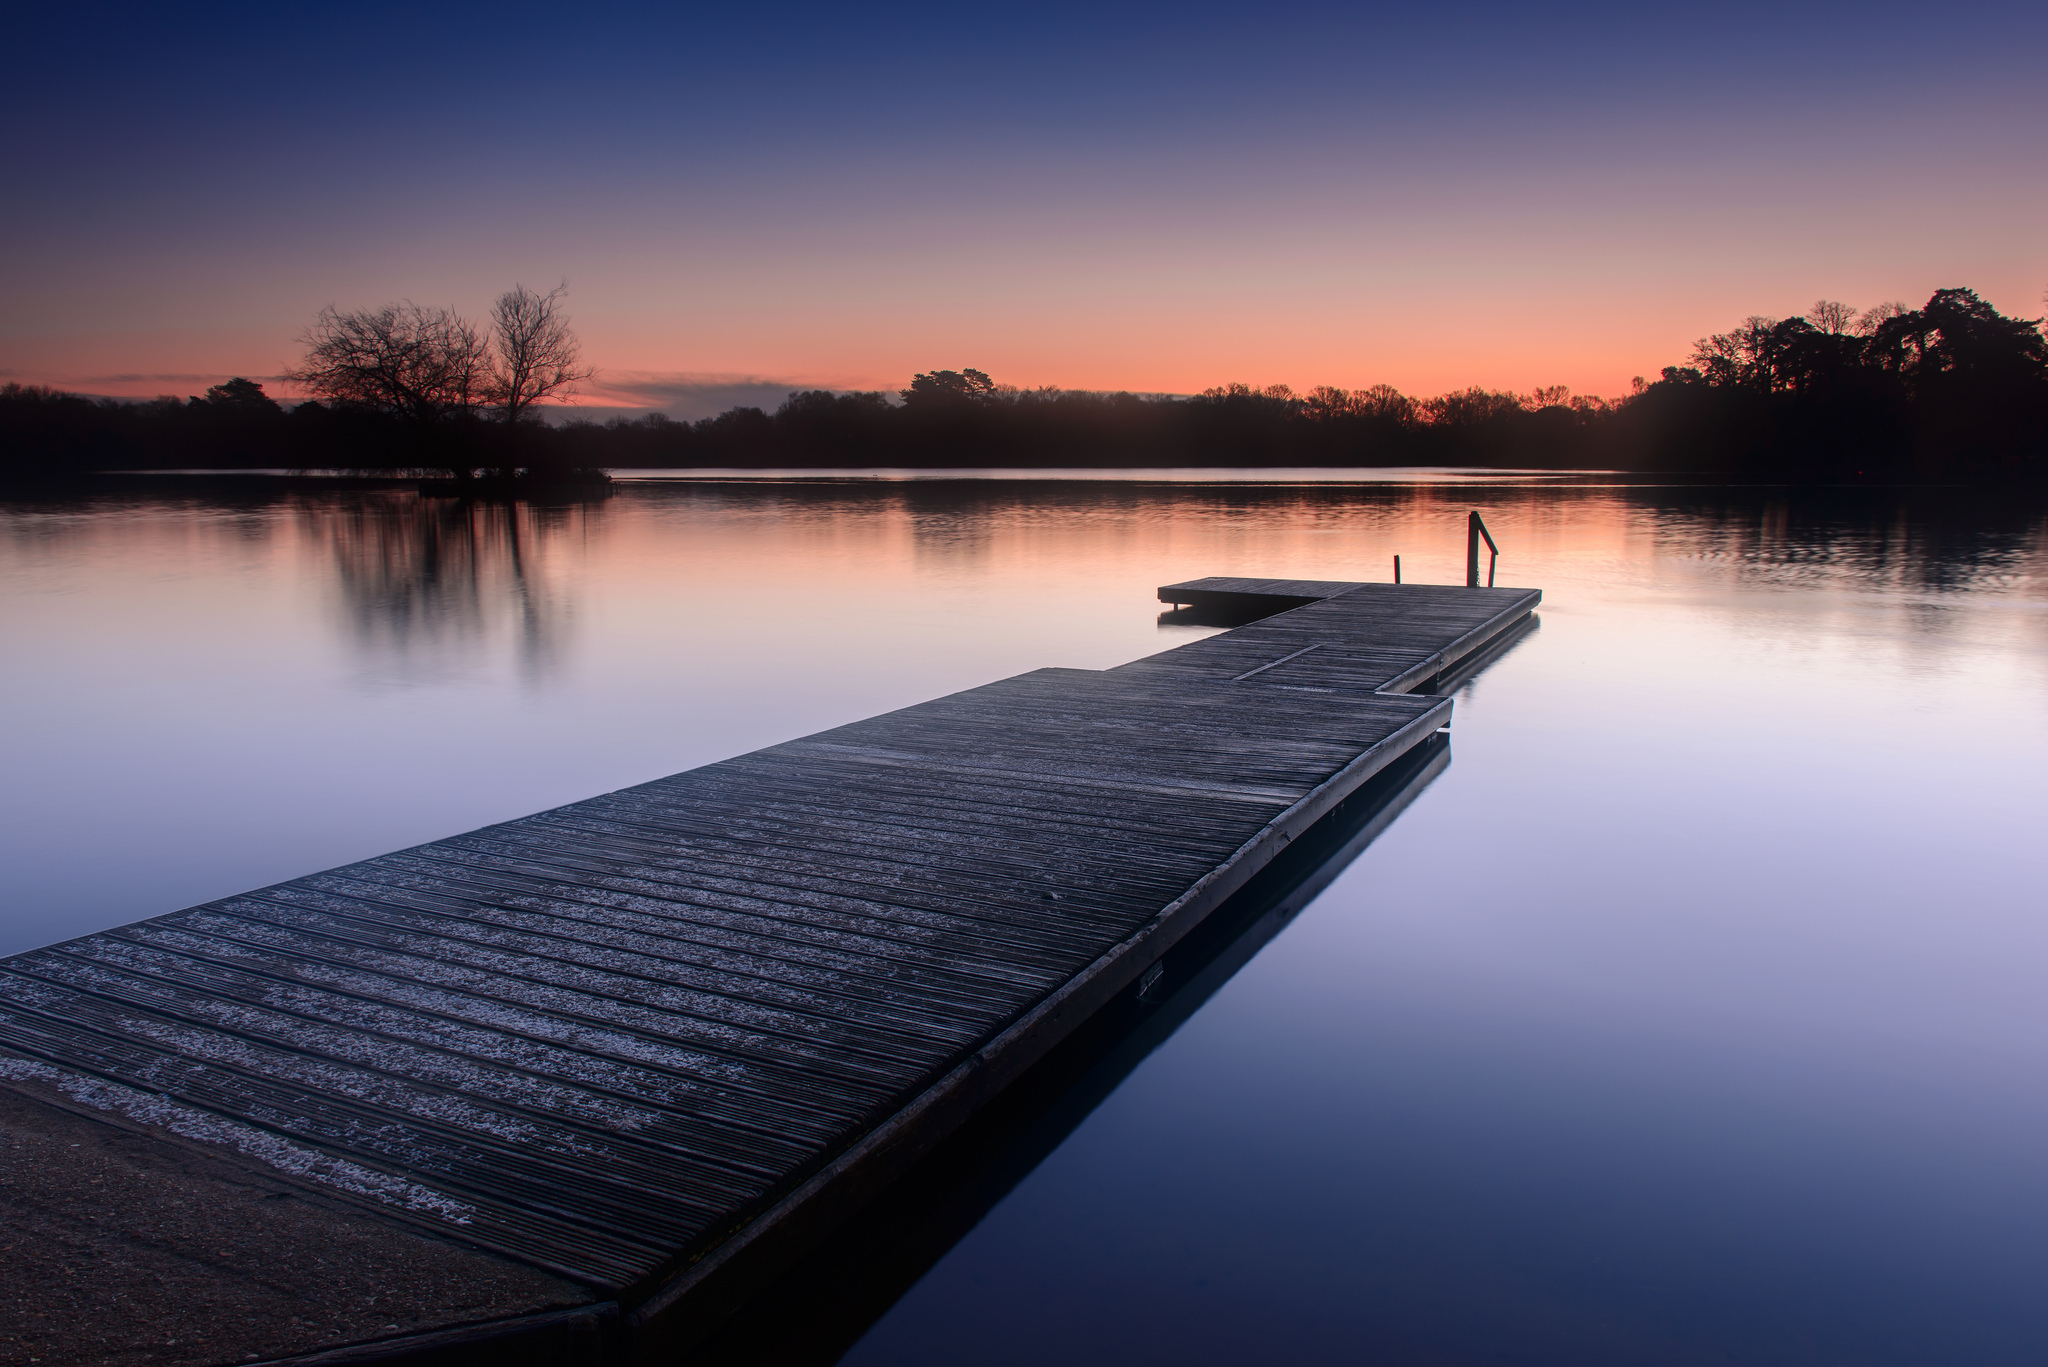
top-left (4, 475), bottom-right (2048, 1360)
top-left (4, 476), bottom-right (2041, 951)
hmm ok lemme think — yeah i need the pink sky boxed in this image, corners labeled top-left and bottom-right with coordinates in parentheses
top-left (7, 6), bottom-right (2045, 417)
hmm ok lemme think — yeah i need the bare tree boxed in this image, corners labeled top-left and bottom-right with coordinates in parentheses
top-left (488, 284), bottom-right (592, 430)
top-left (1690, 315), bottom-right (1778, 385)
top-left (284, 302), bottom-right (489, 426)
top-left (1809, 300), bottom-right (1858, 335)
top-left (1355, 383), bottom-right (1416, 424)
top-left (1303, 385), bottom-right (1353, 420)
top-left (1298, 384), bottom-right (1418, 425)
top-left (1853, 301), bottom-right (1910, 336)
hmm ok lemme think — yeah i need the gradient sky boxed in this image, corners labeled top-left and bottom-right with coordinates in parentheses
top-left (5, 0), bottom-right (2046, 414)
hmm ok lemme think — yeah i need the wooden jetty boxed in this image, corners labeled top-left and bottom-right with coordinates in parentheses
top-left (0, 577), bottom-right (1537, 1365)
top-left (691, 731), bottom-right (1459, 1365)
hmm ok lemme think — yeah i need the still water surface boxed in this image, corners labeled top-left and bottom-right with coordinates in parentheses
top-left (3, 474), bottom-right (2046, 1363)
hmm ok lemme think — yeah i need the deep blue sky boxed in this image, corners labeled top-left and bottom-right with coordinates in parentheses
top-left (7, 1), bottom-right (2045, 409)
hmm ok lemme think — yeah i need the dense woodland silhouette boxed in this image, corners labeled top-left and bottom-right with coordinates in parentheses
top-left (5, 288), bottom-right (2044, 483)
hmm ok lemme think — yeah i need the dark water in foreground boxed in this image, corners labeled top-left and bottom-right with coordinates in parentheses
top-left (3, 473), bottom-right (2046, 1364)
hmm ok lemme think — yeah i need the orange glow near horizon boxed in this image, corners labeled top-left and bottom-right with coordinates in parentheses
top-left (8, 1), bottom-right (2047, 424)
top-left (6, 267), bottom-right (2043, 414)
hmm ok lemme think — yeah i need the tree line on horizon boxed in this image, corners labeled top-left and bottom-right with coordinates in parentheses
top-left (3, 287), bottom-right (2044, 483)
top-left (0, 285), bottom-right (592, 485)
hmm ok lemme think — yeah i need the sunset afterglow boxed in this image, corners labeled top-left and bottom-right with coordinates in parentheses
top-left (7, 2), bottom-right (2045, 413)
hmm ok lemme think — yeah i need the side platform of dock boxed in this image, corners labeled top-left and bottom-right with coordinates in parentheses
top-left (0, 578), bottom-right (1538, 1365)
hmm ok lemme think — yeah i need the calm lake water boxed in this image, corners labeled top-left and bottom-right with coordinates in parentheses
top-left (3, 473), bottom-right (2046, 1364)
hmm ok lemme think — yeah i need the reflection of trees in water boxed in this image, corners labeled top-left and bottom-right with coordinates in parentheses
top-left (1625, 485), bottom-right (2048, 597)
top-left (640, 477), bottom-right (2048, 616)
top-left (301, 493), bottom-right (600, 683)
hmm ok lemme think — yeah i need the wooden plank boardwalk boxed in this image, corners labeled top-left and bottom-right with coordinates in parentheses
top-left (1146, 577), bottom-right (1540, 694)
top-left (0, 577), bottom-right (1537, 1360)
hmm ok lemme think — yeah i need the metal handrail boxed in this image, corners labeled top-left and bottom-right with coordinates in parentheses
top-left (1467, 511), bottom-right (1498, 588)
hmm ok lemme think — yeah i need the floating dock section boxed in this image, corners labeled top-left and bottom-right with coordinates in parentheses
top-left (0, 578), bottom-right (1538, 1364)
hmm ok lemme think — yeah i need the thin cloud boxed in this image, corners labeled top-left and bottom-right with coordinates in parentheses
top-left (581, 372), bottom-right (881, 421)
top-left (71, 372), bottom-right (286, 388)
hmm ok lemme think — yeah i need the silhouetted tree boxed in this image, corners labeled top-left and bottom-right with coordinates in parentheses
top-left (1865, 288), bottom-right (2048, 473)
top-left (1690, 316), bottom-right (1781, 388)
top-left (1854, 301), bottom-right (1910, 335)
top-left (193, 377), bottom-right (282, 413)
top-left (1420, 387), bottom-right (1526, 425)
top-left (486, 284), bottom-right (593, 476)
top-left (1355, 384), bottom-right (1417, 425)
top-left (1864, 289), bottom-right (2048, 385)
top-left (1809, 300), bottom-right (1858, 336)
top-left (286, 303), bottom-right (489, 423)
top-left (902, 369), bottom-right (996, 406)
top-left (1, 384), bottom-right (146, 480)
top-left (12, 284), bottom-right (2044, 482)
top-left (284, 302), bottom-right (490, 474)
top-left (282, 301), bottom-right (485, 467)
top-left (774, 389), bottom-right (893, 463)
top-left (698, 406), bottom-right (777, 465)
top-left (170, 377), bottom-right (289, 467)
top-left (1621, 287), bottom-right (2047, 476)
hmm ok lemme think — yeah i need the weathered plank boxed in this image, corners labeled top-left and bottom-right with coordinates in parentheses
top-left (1157, 575), bottom-right (1363, 604)
top-left (1136, 581), bottom-right (1540, 693)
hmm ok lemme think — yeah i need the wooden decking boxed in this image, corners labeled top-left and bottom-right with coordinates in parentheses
top-left (1155, 576), bottom-right (1364, 615)
top-left (0, 577), bottom-right (1537, 1360)
top-left (1147, 578), bottom-right (1539, 694)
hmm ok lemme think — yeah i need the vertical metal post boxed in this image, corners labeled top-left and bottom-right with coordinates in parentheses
top-left (1393, 554), bottom-right (1401, 584)
top-left (1467, 511), bottom-right (1499, 588)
